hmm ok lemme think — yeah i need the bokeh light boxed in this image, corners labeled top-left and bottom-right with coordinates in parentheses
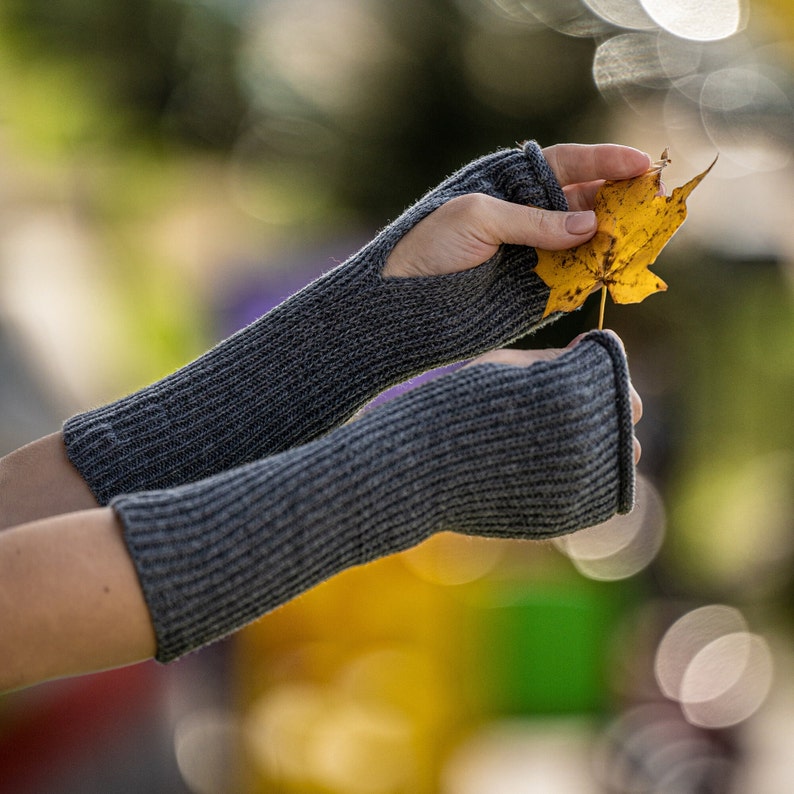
top-left (401, 532), bottom-right (505, 586)
top-left (680, 632), bottom-right (774, 728)
top-left (245, 682), bottom-right (326, 784)
top-left (592, 32), bottom-right (669, 100)
top-left (700, 65), bottom-right (794, 171)
top-left (655, 605), bottom-right (773, 728)
top-left (244, 676), bottom-right (420, 792)
top-left (583, 0), bottom-right (793, 188)
top-left (593, 30), bottom-right (705, 103)
top-left (639, 0), bottom-right (745, 42)
top-left (583, 0), bottom-right (656, 30)
top-left (174, 707), bottom-right (242, 794)
top-left (655, 605), bottom-right (748, 701)
top-left (554, 474), bottom-right (666, 581)
top-left (506, 0), bottom-right (610, 36)
top-left (441, 719), bottom-right (596, 794)
top-left (594, 702), bottom-right (736, 793)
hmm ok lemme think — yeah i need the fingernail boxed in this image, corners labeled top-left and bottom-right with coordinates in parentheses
top-left (565, 211), bottom-right (596, 235)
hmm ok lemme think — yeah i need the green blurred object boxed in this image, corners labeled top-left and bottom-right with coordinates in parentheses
top-left (462, 576), bottom-right (632, 716)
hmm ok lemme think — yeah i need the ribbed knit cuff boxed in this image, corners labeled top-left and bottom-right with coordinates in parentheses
top-left (64, 141), bottom-right (568, 505)
top-left (112, 331), bottom-right (634, 663)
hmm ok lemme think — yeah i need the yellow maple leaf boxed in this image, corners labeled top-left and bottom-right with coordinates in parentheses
top-left (534, 150), bottom-right (718, 328)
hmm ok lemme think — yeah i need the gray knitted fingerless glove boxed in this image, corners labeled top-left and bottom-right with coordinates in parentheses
top-left (64, 141), bottom-right (568, 505)
top-left (111, 332), bottom-right (635, 663)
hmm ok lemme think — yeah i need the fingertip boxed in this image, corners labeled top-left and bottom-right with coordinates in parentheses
top-left (622, 146), bottom-right (652, 173)
top-left (607, 145), bottom-right (653, 178)
top-left (564, 210), bottom-right (596, 236)
top-left (636, 148), bottom-right (654, 171)
top-left (590, 327), bottom-right (627, 354)
top-left (631, 388), bottom-right (643, 423)
top-left (592, 143), bottom-right (651, 178)
top-left (565, 333), bottom-right (587, 349)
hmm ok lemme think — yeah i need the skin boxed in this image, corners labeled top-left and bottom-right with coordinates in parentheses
top-left (0, 508), bottom-right (156, 691)
top-left (0, 143), bottom-right (647, 693)
top-left (383, 143), bottom-right (652, 278)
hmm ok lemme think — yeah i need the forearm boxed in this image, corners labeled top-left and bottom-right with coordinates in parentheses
top-left (0, 433), bottom-right (99, 531)
top-left (0, 507), bottom-right (155, 692)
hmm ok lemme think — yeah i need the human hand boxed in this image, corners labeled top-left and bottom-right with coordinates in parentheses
top-left (383, 143), bottom-right (652, 278)
top-left (468, 331), bottom-right (643, 464)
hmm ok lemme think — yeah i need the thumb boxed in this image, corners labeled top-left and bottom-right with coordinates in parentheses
top-left (483, 200), bottom-right (597, 251)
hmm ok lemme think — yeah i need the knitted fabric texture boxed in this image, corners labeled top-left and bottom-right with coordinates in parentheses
top-left (64, 141), bottom-right (567, 505)
top-left (112, 331), bottom-right (635, 663)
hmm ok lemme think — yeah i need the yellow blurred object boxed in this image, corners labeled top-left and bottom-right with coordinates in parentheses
top-left (754, 0), bottom-right (794, 36)
top-left (235, 554), bottom-right (464, 793)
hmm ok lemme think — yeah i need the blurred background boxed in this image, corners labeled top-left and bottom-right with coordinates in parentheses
top-left (0, 0), bottom-right (792, 791)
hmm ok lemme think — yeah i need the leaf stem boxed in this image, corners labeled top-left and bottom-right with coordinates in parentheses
top-left (598, 284), bottom-right (607, 330)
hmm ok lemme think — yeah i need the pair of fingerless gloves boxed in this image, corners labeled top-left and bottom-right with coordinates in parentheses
top-left (63, 141), bottom-right (636, 663)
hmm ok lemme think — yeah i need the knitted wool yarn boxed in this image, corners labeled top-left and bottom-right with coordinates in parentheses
top-left (64, 141), bottom-right (567, 504)
top-left (112, 332), bottom-right (635, 663)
